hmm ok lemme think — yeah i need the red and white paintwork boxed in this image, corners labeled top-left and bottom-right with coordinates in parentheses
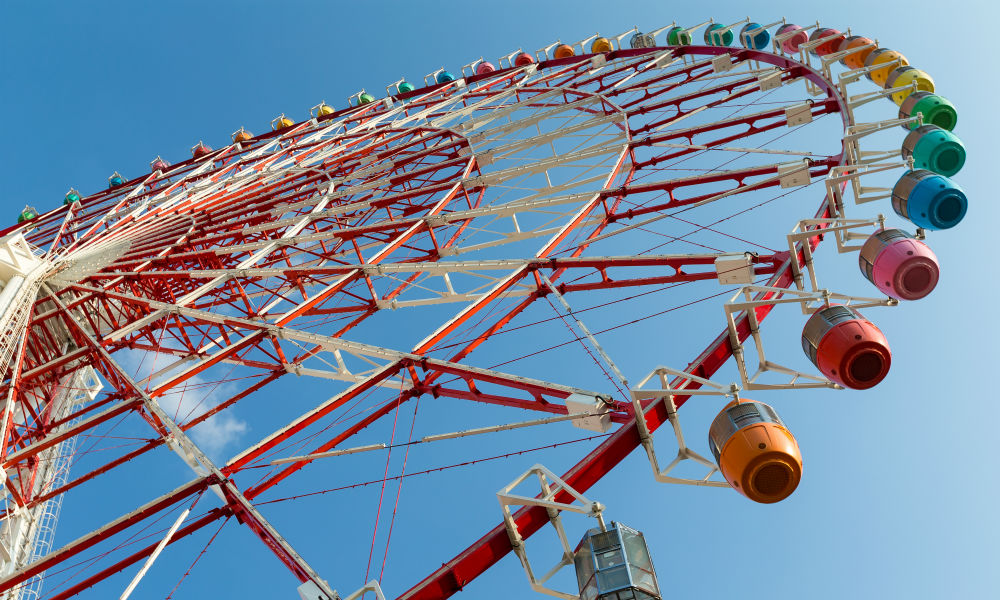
top-left (0, 42), bottom-right (851, 600)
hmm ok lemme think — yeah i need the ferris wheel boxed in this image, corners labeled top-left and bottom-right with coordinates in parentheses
top-left (0, 15), bottom-right (966, 600)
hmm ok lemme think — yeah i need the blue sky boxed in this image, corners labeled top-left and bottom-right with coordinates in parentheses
top-left (1, 1), bottom-right (996, 599)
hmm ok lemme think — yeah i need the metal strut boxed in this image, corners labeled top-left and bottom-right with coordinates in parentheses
top-left (539, 273), bottom-right (630, 390)
top-left (37, 284), bottom-right (340, 600)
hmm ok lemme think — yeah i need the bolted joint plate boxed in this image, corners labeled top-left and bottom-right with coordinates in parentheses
top-left (714, 254), bottom-right (755, 285)
top-left (565, 393), bottom-right (612, 432)
top-left (297, 580), bottom-right (339, 600)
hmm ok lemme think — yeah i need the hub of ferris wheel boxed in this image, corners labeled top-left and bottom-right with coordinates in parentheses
top-left (0, 13), bottom-right (969, 600)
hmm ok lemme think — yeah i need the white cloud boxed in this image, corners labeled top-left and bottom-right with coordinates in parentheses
top-left (115, 350), bottom-right (249, 459)
top-left (157, 386), bottom-right (248, 457)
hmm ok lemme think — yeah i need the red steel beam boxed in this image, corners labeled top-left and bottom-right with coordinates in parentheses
top-left (394, 45), bottom-right (849, 599)
top-left (4, 43), bottom-right (852, 598)
top-left (0, 476), bottom-right (212, 592)
top-left (395, 241), bottom-right (823, 599)
top-left (44, 508), bottom-right (229, 600)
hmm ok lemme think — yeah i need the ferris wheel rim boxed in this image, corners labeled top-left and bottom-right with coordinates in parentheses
top-left (0, 36), bottom-right (888, 600)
